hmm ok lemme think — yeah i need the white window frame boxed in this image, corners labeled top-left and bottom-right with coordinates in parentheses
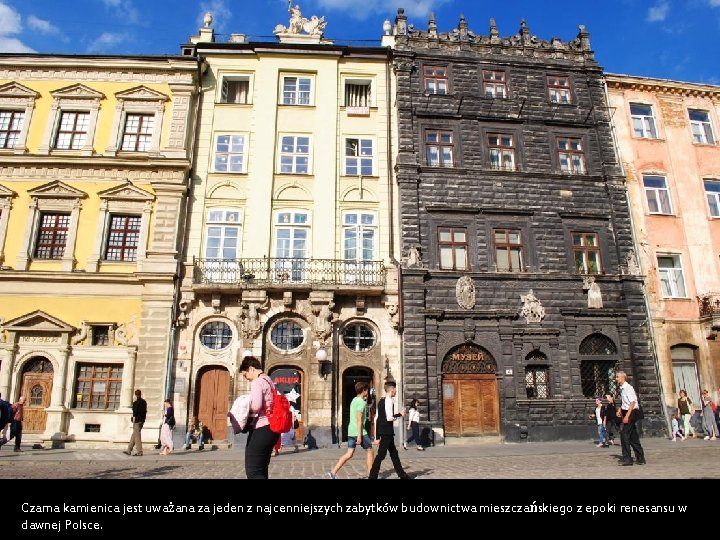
top-left (120, 113), bottom-right (156, 152)
top-left (277, 134), bottom-right (311, 174)
top-left (87, 182), bottom-right (153, 272)
top-left (342, 211), bottom-right (376, 261)
top-left (105, 86), bottom-right (167, 157)
top-left (212, 133), bottom-right (248, 173)
top-left (487, 133), bottom-right (515, 171)
top-left (547, 75), bottom-right (571, 104)
top-left (657, 254), bottom-right (687, 298)
top-left (557, 137), bottom-right (585, 174)
top-left (39, 84), bottom-right (104, 156)
top-left (630, 103), bottom-right (658, 139)
top-left (280, 74), bottom-right (314, 106)
top-left (204, 208), bottom-right (243, 260)
top-left (344, 137), bottom-right (375, 176)
top-left (689, 109), bottom-right (716, 145)
top-left (704, 179), bottom-right (720, 218)
top-left (643, 175), bottom-right (673, 215)
top-left (0, 82), bottom-right (38, 154)
top-left (482, 70), bottom-right (507, 99)
top-left (274, 210), bottom-right (311, 283)
top-left (218, 73), bottom-right (252, 104)
top-left (0, 184), bottom-right (14, 266)
top-left (17, 181), bottom-right (87, 271)
top-left (343, 77), bottom-right (374, 108)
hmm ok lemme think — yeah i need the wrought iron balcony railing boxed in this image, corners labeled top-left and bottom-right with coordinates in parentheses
top-left (193, 257), bottom-right (386, 287)
top-left (698, 293), bottom-right (720, 317)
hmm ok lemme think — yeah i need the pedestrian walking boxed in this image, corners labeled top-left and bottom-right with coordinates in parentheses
top-left (615, 371), bottom-right (645, 466)
top-left (0, 392), bottom-right (12, 447)
top-left (590, 396), bottom-right (608, 447)
top-left (328, 382), bottom-right (374, 479)
top-left (404, 398), bottom-right (424, 450)
top-left (123, 389), bottom-right (147, 456)
top-left (239, 355), bottom-right (279, 479)
top-left (159, 399), bottom-right (175, 455)
top-left (9, 396), bottom-right (25, 452)
top-left (700, 389), bottom-right (718, 440)
top-left (603, 393), bottom-right (620, 445)
top-left (670, 412), bottom-right (685, 441)
top-left (677, 389), bottom-right (696, 438)
top-left (368, 381), bottom-right (411, 480)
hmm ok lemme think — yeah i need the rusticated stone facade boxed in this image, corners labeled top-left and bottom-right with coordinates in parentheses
top-left (389, 10), bottom-right (664, 441)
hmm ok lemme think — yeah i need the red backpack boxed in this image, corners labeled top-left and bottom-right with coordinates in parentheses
top-left (261, 375), bottom-right (293, 434)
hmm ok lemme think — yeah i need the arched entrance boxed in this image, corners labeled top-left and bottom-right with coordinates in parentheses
top-left (442, 344), bottom-right (499, 436)
top-left (341, 367), bottom-right (374, 441)
top-left (195, 366), bottom-right (230, 442)
top-left (269, 367), bottom-right (303, 442)
top-left (20, 357), bottom-right (54, 433)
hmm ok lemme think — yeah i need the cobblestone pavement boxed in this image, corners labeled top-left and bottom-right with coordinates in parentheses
top-left (2, 435), bottom-right (718, 479)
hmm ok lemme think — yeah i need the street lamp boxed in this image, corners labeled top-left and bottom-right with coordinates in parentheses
top-left (316, 348), bottom-right (331, 380)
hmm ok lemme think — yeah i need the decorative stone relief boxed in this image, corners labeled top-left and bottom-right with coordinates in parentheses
top-left (312, 301), bottom-right (335, 342)
top-left (176, 297), bottom-right (192, 328)
top-left (273, 3), bottom-right (327, 37)
top-left (520, 289), bottom-right (545, 324)
top-left (240, 299), bottom-right (270, 340)
top-left (456, 276), bottom-right (476, 310)
top-left (625, 250), bottom-right (640, 275)
top-left (402, 244), bottom-right (424, 268)
top-left (115, 314), bottom-right (139, 346)
top-left (385, 304), bottom-right (399, 329)
top-left (71, 321), bottom-right (89, 345)
top-left (463, 318), bottom-right (476, 342)
top-left (211, 294), bottom-right (221, 314)
top-left (585, 276), bottom-right (603, 309)
top-left (0, 317), bottom-right (5, 343)
top-left (355, 296), bottom-right (366, 316)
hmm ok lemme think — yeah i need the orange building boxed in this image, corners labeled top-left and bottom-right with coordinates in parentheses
top-left (607, 75), bottom-right (720, 413)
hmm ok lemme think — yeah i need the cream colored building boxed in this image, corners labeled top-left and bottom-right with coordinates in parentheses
top-left (175, 11), bottom-right (400, 446)
top-left (607, 74), bottom-right (720, 412)
top-left (0, 55), bottom-right (198, 447)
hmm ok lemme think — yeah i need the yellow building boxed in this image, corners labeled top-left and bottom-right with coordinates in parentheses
top-left (0, 54), bottom-right (198, 447)
top-left (175, 10), bottom-right (400, 446)
top-left (607, 74), bottom-right (720, 412)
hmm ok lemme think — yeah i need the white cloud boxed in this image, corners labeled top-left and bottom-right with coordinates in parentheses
top-left (314, 0), bottom-right (449, 20)
top-left (101, 0), bottom-right (139, 24)
top-left (27, 15), bottom-right (60, 35)
top-left (708, 0), bottom-right (720, 7)
top-left (0, 1), bottom-right (34, 52)
top-left (647, 1), bottom-right (670, 22)
top-left (0, 36), bottom-right (33, 53)
top-left (199, 1), bottom-right (232, 33)
top-left (87, 31), bottom-right (129, 53)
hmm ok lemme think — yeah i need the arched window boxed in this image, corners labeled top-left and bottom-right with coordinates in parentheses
top-left (525, 351), bottom-right (549, 399)
top-left (270, 320), bottom-right (304, 351)
top-left (579, 333), bottom-right (619, 398)
top-left (199, 321), bottom-right (233, 350)
top-left (342, 323), bottom-right (376, 352)
top-left (30, 384), bottom-right (43, 406)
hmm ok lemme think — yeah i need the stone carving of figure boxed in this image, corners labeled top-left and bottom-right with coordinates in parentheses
top-left (274, 2), bottom-right (327, 36)
top-left (456, 276), bottom-right (476, 310)
top-left (403, 244), bottom-right (423, 268)
top-left (625, 250), bottom-right (640, 275)
top-left (289, 4), bottom-right (303, 33)
top-left (241, 301), bottom-right (267, 340)
top-left (71, 320), bottom-right (89, 345)
top-left (0, 317), bottom-right (5, 344)
top-left (314, 302), bottom-right (334, 340)
top-left (115, 314), bottom-right (139, 346)
top-left (386, 304), bottom-right (399, 329)
top-left (520, 289), bottom-right (545, 324)
top-left (587, 276), bottom-right (603, 309)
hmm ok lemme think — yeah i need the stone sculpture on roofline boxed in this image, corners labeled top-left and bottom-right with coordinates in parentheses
top-left (274, 1), bottom-right (329, 44)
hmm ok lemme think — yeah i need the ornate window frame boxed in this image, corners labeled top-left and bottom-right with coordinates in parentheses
top-left (38, 84), bottom-right (104, 156)
top-left (16, 181), bottom-right (86, 271)
top-left (86, 181), bottom-right (154, 272)
top-left (105, 86), bottom-right (168, 157)
top-left (0, 82), bottom-right (38, 154)
top-left (0, 183), bottom-right (16, 266)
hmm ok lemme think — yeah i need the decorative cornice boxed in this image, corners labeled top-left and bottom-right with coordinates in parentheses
top-left (606, 74), bottom-right (720, 100)
top-left (27, 180), bottom-right (87, 199)
top-left (50, 83), bottom-right (105, 100)
top-left (115, 85), bottom-right (169, 102)
top-left (98, 180), bottom-right (154, 201)
top-left (0, 81), bottom-right (39, 99)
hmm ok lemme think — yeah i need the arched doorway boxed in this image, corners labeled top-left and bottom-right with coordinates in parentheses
top-left (195, 366), bottom-right (230, 442)
top-left (442, 344), bottom-right (499, 436)
top-left (341, 367), bottom-right (374, 441)
top-left (269, 367), bottom-right (303, 442)
top-left (20, 357), bottom-right (54, 433)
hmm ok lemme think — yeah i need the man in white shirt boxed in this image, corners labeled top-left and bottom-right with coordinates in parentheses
top-left (615, 371), bottom-right (646, 466)
top-left (368, 381), bottom-right (412, 480)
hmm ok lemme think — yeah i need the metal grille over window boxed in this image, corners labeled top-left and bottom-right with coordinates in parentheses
top-left (199, 321), bottom-right (232, 350)
top-left (525, 353), bottom-right (549, 399)
top-left (579, 333), bottom-right (619, 398)
top-left (342, 323), bottom-right (375, 352)
top-left (271, 320), bottom-right (304, 351)
top-left (25, 358), bottom-right (53, 373)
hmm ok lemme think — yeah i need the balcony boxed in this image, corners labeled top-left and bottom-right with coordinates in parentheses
top-left (192, 257), bottom-right (386, 291)
top-left (698, 293), bottom-right (720, 317)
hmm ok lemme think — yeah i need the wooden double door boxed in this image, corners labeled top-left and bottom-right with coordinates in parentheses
top-left (442, 374), bottom-right (499, 436)
top-left (196, 367), bottom-right (230, 442)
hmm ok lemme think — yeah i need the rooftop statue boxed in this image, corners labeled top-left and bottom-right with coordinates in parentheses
top-left (274, 1), bottom-right (327, 37)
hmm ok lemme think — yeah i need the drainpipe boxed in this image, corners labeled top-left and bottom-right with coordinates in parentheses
top-left (602, 76), bottom-right (670, 435)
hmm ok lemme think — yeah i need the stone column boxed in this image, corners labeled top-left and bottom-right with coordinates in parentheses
top-left (44, 343), bottom-right (71, 445)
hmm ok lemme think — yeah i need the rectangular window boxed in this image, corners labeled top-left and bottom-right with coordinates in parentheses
top-left (221, 77), bottom-right (250, 104)
top-left (580, 360), bottom-right (617, 398)
top-left (205, 209), bottom-right (242, 259)
top-left (488, 133), bottom-right (515, 171)
top-left (705, 179), bottom-right (720, 217)
top-left (55, 111), bottom-right (89, 150)
top-left (657, 255), bottom-right (687, 298)
top-left (643, 175), bottom-right (673, 214)
top-left (547, 75), bottom-right (571, 104)
top-left (525, 367), bottom-right (549, 399)
top-left (424, 66), bottom-right (448, 95)
top-left (214, 134), bottom-right (247, 173)
top-left (438, 227), bottom-right (468, 270)
top-left (494, 229), bottom-right (523, 272)
top-left (0, 110), bottom-right (25, 149)
top-left (73, 364), bottom-right (123, 410)
top-left (91, 325), bottom-right (111, 346)
top-left (425, 130), bottom-right (454, 167)
top-left (630, 103), bottom-right (658, 138)
top-left (572, 232), bottom-right (601, 274)
top-left (275, 211), bottom-right (309, 282)
top-left (120, 114), bottom-right (155, 152)
top-left (104, 214), bottom-right (141, 262)
top-left (557, 137), bottom-right (585, 174)
top-left (344, 80), bottom-right (372, 107)
top-left (689, 109), bottom-right (715, 144)
top-left (34, 212), bottom-right (70, 259)
top-left (345, 138), bottom-right (374, 176)
top-left (282, 76), bottom-right (312, 105)
top-left (343, 212), bottom-right (376, 261)
top-left (279, 135), bottom-right (310, 174)
top-left (482, 70), bottom-right (506, 98)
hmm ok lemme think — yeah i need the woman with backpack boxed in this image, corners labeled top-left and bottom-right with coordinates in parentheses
top-left (239, 355), bottom-right (280, 479)
top-left (159, 399), bottom-right (175, 455)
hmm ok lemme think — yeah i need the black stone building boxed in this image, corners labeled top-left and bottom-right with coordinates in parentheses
top-left (390, 10), bottom-right (665, 441)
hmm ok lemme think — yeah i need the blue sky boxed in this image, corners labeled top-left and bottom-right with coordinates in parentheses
top-left (0, 0), bottom-right (718, 84)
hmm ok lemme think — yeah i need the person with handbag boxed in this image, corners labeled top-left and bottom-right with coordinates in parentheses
top-left (677, 389), bottom-right (696, 439)
top-left (159, 399), bottom-right (175, 456)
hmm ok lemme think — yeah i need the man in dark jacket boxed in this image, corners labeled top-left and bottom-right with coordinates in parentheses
top-left (123, 389), bottom-right (147, 456)
top-left (368, 381), bottom-right (411, 479)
